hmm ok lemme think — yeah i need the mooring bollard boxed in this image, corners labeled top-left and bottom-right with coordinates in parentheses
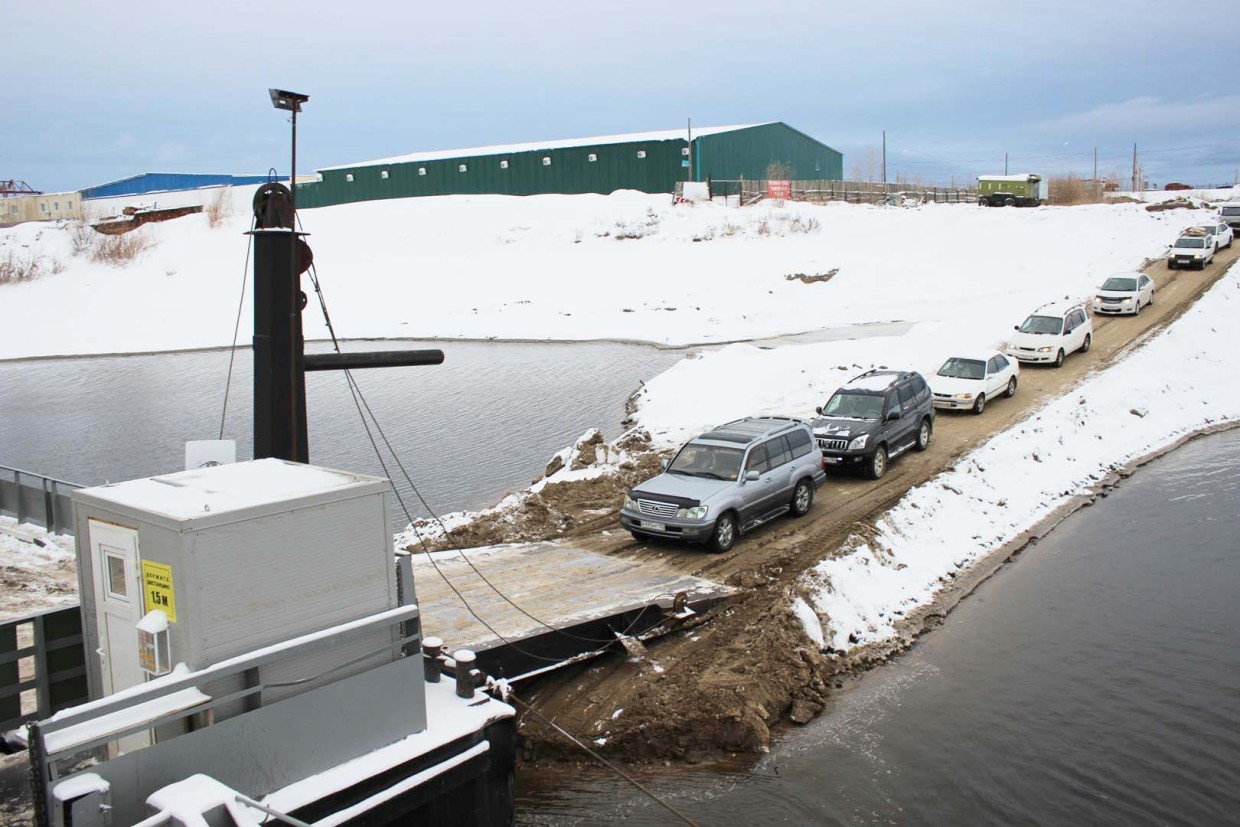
top-left (423, 636), bottom-right (443, 683)
top-left (454, 649), bottom-right (477, 698)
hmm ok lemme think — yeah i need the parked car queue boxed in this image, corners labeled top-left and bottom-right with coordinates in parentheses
top-left (616, 240), bottom-right (1210, 553)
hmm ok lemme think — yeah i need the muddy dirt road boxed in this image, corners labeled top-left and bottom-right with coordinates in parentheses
top-left (504, 239), bottom-right (1239, 763)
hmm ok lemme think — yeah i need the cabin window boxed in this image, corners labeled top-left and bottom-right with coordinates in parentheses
top-left (104, 552), bottom-right (128, 601)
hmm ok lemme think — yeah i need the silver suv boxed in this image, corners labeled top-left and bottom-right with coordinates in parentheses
top-left (620, 417), bottom-right (827, 553)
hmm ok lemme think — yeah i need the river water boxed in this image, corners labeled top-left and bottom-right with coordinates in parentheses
top-left (516, 428), bottom-right (1240, 825)
top-left (0, 341), bottom-right (684, 527)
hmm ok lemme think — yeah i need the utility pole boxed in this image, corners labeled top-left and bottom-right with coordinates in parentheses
top-left (686, 117), bottom-right (693, 183)
top-left (1004, 152), bottom-right (1008, 175)
top-left (881, 130), bottom-right (887, 187)
top-left (1132, 143), bottom-right (1139, 194)
top-left (1093, 148), bottom-right (1097, 182)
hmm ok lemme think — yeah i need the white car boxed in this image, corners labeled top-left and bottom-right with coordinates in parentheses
top-left (930, 351), bottom-right (1019, 414)
top-left (1006, 302), bottom-right (1093, 368)
top-left (1168, 232), bottom-right (1215, 269)
top-left (1196, 221), bottom-right (1234, 251)
top-left (1092, 272), bottom-right (1155, 316)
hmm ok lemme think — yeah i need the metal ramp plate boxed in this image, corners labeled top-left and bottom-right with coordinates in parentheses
top-left (408, 542), bottom-right (735, 680)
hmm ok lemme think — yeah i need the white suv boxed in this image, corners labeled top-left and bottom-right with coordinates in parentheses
top-left (1006, 302), bottom-right (1093, 368)
top-left (1168, 230), bottom-right (1215, 269)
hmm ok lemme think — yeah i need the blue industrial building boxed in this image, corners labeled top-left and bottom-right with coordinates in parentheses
top-left (80, 173), bottom-right (281, 201)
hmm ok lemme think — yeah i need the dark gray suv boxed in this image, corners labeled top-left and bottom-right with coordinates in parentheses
top-left (619, 417), bottom-right (827, 553)
top-left (811, 370), bottom-right (934, 479)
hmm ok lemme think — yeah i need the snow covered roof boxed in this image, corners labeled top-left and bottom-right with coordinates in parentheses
top-left (321, 124), bottom-right (769, 171)
top-left (978, 173), bottom-right (1041, 182)
top-left (76, 458), bottom-right (384, 522)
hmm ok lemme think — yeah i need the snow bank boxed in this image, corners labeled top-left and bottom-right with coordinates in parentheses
top-left (800, 260), bottom-right (1240, 652)
top-left (0, 191), bottom-right (1220, 360)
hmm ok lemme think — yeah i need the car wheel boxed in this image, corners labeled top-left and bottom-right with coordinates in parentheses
top-left (1168, 261), bottom-right (1177, 270)
top-left (1005, 376), bottom-right (1018, 398)
top-left (709, 513), bottom-right (737, 553)
top-left (629, 530), bottom-right (647, 543)
top-left (1148, 290), bottom-right (1154, 307)
top-left (866, 445), bottom-right (888, 480)
top-left (972, 393), bottom-right (986, 415)
top-left (1054, 348), bottom-right (1065, 368)
top-left (978, 197), bottom-right (990, 207)
top-left (915, 418), bottom-right (932, 451)
top-left (1003, 197), bottom-right (1016, 207)
top-left (1080, 333), bottom-right (1092, 353)
top-left (790, 480), bottom-right (813, 517)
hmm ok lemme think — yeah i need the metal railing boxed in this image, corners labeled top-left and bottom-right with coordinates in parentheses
top-left (0, 606), bottom-right (87, 733)
top-left (0, 466), bottom-right (82, 536)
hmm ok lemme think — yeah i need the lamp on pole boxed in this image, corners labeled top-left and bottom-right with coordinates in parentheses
top-left (268, 89), bottom-right (309, 208)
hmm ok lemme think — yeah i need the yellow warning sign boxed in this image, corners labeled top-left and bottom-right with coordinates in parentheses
top-left (141, 560), bottom-right (177, 623)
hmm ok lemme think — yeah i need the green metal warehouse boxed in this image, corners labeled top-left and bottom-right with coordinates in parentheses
top-left (295, 122), bottom-right (842, 208)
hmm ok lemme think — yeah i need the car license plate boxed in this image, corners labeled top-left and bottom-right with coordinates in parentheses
top-left (641, 521), bottom-right (666, 532)
top-left (824, 457), bottom-right (841, 465)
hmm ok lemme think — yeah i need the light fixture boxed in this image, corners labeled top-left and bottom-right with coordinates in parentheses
top-left (268, 88), bottom-right (309, 112)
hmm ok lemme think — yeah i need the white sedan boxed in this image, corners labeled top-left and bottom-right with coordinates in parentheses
top-left (1092, 272), bottom-right (1154, 315)
top-left (930, 351), bottom-right (1019, 415)
top-left (1197, 221), bottom-right (1234, 251)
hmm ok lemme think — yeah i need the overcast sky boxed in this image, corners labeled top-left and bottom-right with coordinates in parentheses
top-left (5, 1), bottom-right (1238, 193)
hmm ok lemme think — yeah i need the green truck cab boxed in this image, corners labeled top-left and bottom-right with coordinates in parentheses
top-left (977, 174), bottom-right (1046, 207)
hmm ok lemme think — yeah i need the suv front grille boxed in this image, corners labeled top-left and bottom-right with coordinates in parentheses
top-left (637, 499), bottom-right (678, 518)
top-left (817, 437), bottom-right (848, 451)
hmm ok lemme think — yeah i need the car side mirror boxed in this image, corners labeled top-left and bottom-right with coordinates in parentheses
top-left (815, 405), bottom-right (823, 415)
top-left (660, 459), bottom-right (669, 470)
top-left (745, 470), bottom-right (761, 482)
top-left (1013, 325), bottom-right (1019, 331)
top-left (887, 410), bottom-right (900, 422)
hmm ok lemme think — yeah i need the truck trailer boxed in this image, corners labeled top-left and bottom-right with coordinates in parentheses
top-left (977, 173), bottom-right (1046, 207)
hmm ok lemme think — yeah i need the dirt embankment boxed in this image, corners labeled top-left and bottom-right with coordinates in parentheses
top-left (430, 242), bottom-right (1239, 765)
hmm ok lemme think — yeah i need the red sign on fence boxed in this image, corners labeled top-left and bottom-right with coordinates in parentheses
top-left (767, 180), bottom-right (791, 199)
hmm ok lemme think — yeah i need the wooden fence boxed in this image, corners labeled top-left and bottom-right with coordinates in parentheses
top-left (682, 180), bottom-right (977, 206)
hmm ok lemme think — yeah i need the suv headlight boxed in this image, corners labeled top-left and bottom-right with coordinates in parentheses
top-left (849, 434), bottom-right (869, 450)
top-left (953, 392), bottom-right (975, 399)
top-left (676, 505), bottom-right (708, 520)
top-left (1037, 346), bottom-right (1053, 353)
top-left (623, 494), bottom-right (636, 511)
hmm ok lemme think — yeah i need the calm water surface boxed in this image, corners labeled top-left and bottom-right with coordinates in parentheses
top-left (517, 428), bottom-right (1240, 826)
top-left (0, 341), bottom-right (684, 526)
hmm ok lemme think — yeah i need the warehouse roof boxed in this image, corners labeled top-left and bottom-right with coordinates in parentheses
top-left (321, 123), bottom-right (770, 171)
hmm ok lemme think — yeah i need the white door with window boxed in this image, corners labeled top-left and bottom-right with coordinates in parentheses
top-left (88, 520), bottom-right (146, 697)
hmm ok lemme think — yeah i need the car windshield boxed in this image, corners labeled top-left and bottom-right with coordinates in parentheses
top-left (1174, 237), bottom-right (1206, 249)
top-left (1018, 315), bottom-right (1063, 335)
top-left (667, 443), bottom-right (743, 481)
top-left (937, 357), bottom-right (986, 380)
top-left (1101, 277), bottom-right (1137, 291)
top-left (822, 391), bottom-right (884, 421)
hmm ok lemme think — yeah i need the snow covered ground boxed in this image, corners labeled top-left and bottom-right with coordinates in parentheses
top-left (2, 189), bottom-right (1234, 648)
top-left (795, 258), bottom-right (1240, 653)
top-left (0, 188), bottom-right (1226, 360)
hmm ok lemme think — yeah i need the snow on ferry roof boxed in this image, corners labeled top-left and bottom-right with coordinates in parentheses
top-left (321, 123), bottom-right (768, 171)
top-left (77, 458), bottom-right (383, 521)
top-left (978, 173), bottom-right (1041, 182)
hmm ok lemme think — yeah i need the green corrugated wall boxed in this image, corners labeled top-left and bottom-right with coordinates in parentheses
top-left (695, 123), bottom-right (842, 181)
top-left (296, 121), bottom-right (842, 208)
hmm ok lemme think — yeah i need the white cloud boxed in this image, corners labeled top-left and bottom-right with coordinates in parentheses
top-left (1035, 96), bottom-right (1240, 135)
